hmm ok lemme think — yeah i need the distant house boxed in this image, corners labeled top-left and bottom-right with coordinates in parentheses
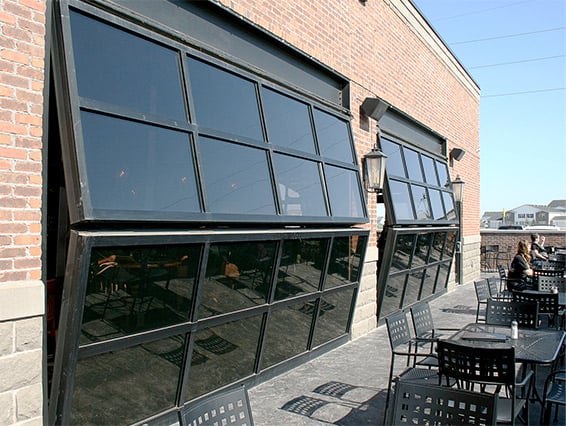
top-left (482, 200), bottom-right (566, 228)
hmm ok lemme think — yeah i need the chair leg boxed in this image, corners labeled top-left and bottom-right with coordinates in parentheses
top-left (384, 355), bottom-right (396, 426)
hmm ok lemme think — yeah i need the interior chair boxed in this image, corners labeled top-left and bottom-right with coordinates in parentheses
top-left (410, 300), bottom-right (459, 342)
top-left (182, 385), bottom-right (254, 426)
top-left (388, 380), bottom-right (498, 426)
top-left (512, 290), bottom-right (560, 329)
top-left (537, 275), bottom-right (566, 293)
top-left (474, 279), bottom-right (491, 322)
top-left (542, 369), bottom-right (566, 424)
top-left (485, 299), bottom-right (539, 329)
top-left (437, 340), bottom-right (533, 426)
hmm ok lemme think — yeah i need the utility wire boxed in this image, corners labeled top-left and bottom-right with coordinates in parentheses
top-left (470, 54), bottom-right (566, 69)
top-left (450, 26), bottom-right (566, 45)
top-left (482, 87), bottom-right (566, 98)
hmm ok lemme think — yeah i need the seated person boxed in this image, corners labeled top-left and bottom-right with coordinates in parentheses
top-left (530, 233), bottom-right (549, 266)
top-left (507, 240), bottom-right (534, 291)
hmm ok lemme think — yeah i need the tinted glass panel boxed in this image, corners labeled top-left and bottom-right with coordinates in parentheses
top-left (404, 147), bottom-right (424, 182)
top-left (442, 191), bottom-right (457, 220)
top-left (71, 336), bottom-right (182, 425)
top-left (275, 239), bottom-right (328, 300)
top-left (325, 165), bottom-right (364, 218)
top-left (403, 271), bottom-right (423, 306)
top-left (273, 154), bottom-right (327, 216)
top-left (421, 155), bottom-right (439, 185)
top-left (436, 160), bottom-right (449, 188)
top-left (380, 138), bottom-right (405, 178)
top-left (445, 231), bottom-right (457, 258)
top-left (380, 274), bottom-right (406, 317)
top-left (389, 180), bottom-right (414, 220)
top-left (71, 11), bottom-right (186, 120)
top-left (325, 235), bottom-right (366, 289)
top-left (199, 137), bottom-right (275, 215)
top-left (420, 265), bottom-right (439, 299)
top-left (198, 241), bottom-right (274, 318)
top-left (262, 88), bottom-right (315, 153)
top-left (429, 189), bottom-right (444, 220)
top-left (186, 315), bottom-right (262, 400)
top-left (82, 246), bottom-right (199, 342)
top-left (435, 263), bottom-right (450, 292)
top-left (412, 185), bottom-right (432, 220)
top-left (261, 301), bottom-right (314, 369)
top-left (313, 109), bottom-right (354, 162)
top-left (82, 112), bottom-right (199, 213)
top-left (413, 233), bottom-right (432, 268)
top-left (312, 289), bottom-right (355, 347)
top-left (430, 232), bottom-right (446, 262)
top-left (187, 57), bottom-right (262, 140)
top-left (391, 234), bottom-right (415, 273)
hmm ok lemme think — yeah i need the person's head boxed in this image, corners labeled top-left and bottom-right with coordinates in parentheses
top-left (517, 240), bottom-right (531, 261)
top-left (531, 233), bottom-right (539, 243)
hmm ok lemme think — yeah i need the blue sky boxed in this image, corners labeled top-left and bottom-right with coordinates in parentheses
top-left (411, 0), bottom-right (566, 214)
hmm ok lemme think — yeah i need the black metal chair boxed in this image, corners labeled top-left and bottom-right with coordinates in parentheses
top-left (498, 263), bottom-right (509, 293)
top-left (437, 340), bottom-right (533, 426)
top-left (474, 279), bottom-right (491, 322)
top-left (537, 275), bottom-right (566, 293)
top-left (533, 268), bottom-right (565, 279)
top-left (542, 369), bottom-right (566, 424)
top-left (388, 380), bottom-right (498, 426)
top-left (512, 290), bottom-right (560, 329)
top-left (182, 385), bottom-right (254, 426)
top-left (485, 299), bottom-right (539, 328)
top-left (410, 300), bottom-right (459, 342)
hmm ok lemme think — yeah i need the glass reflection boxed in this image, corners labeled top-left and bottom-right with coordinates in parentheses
top-left (429, 189), bottom-right (444, 220)
top-left (275, 239), bottom-right (329, 300)
top-left (262, 88), bottom-right (316, 153)
top-left (261, 301), bottom-right (314, 369)
top-left (186, 315), bottom-right (262, 400)
top-left (325, 165), bottom-right (364, 218)
top-left (82, 112), bottom-right (199, 214)
top-left (413, 233), bottom-right (432, 268)
top-left (71, 336), bottom-right (182, 425)
top-left (199, 137), bottom-right (276, 215)
top-left (82, 246), bottom-right (199, 343)
top-left (198, 241), bottom-right (274, 318)
top-left (442, 191), bottom-right (457, 220)
top-left (187, 57), bottom-right (263, 140)
top-left (313, 109), bottom-right (354, 163)
top-left (435, 263), bottom-right (450, 293)
top-left (420, 265), bottom-right (439, 299)
top-left (421, 155), bottom-right (439, 185)
top-left (380, 274), bottom-right (406, 318)
top-left (412, 185), bottom-right (432, 220)
top-left (273, 154), bottom-right (327, 216)
top-left (391, 234), bottom-right (415, 273)
top-left (430, 232), bottom-right (446, 262)
top-left (380, 138), bottom-right (405, 178)
top-left (404, 148), bottom-right (424, 182)
top-left (312, 289), bottom-right (355, 347)
top-left (445, 231), bottom-right (457, 258)
top-left (403, 271), bottom-right (423, 307)
top-left (436, 160), bottom-right (449, 188)
top-left (70, 11), bottom-right (186, 121)
top-left (389, 180), bottom-right (414, 220)
top-left (325, 235), bottom-right (366, 289)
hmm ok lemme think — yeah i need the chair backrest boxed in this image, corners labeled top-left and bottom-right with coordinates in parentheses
top-left (437, 340), bottom-right (516, 388)
top-left (487, 277), bottom-right (499, 297)
top-left (537, 276), bottom-right (566, 293)
top-left (474, 279), bottom-right (490, 303)
top-left (512, 290), bottom-right (558, 316)
top-left (409, 301), bottom-right (434, 339)
top-left (497, 264), bottom-right (507, 280)
top-left (385, 310), bottom-right (413, 350)
top-left (183, 386), bottom-right (254, 426)
top-left (389, 380), bottom-right (497, 426)
top-left (533, 268), bottom-right (564, 278)
top-left (485, 299), bottom-right (539, 328)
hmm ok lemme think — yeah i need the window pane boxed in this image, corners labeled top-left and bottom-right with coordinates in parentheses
top-left (403, 271), bottom-right (423, 307)
top-left (312, 289), bottom-right (355, 347)
top-left (412, 185), bottom-right (432, 220)
top-left (413, 232), bottom-right (432, 268)
top-left (420, 265), bottom-right (439, 299)
top-left (261, 301), bottom-right (314, 369)
top-left (445, 231), bottom-right (457, 258)
top-left (70, 11), bottom-right (186, 121)
top-left (313, 109), bottom-right (354, 162)
top-left (199, 137), bottom-right (275, 215)
top-left (198, 241), bottom-right (273, 318)
top-left (82, 112), bottom-right (199, 214)
top-left (421, 155), bottom-right (439, 185)
top-left (82, 246), bottom-right (199, 342)
top-left (273, 154), bottom-right (327, 217)
top-left (435, 262), bottom-right (450, 292)
top-left (391, 234), bottom-right (415, 273)
top-left (71, 336), bottom-right (183, 425)
top-left (404, 147), bottom-right (424, 182)
top-left (275, 238), bottom-right (328, 301)
top-left (380, 138), bottom-right (405, 178)
top-left (442, 191), bottom-right (457, 220)
top-left (325, 235), bottom-right (366, 289)
top-left (430, 232), bottom-right (446, 262)
top-left (325, 165), bottom-right (364, 218)
top-left (186, 315), bottom-right (262, 400)
top-left (187, 57), bottom-right (262, 140)
top-left (380, 274), bottom-right (406, 317)
top-left (429, 189), bottom-right (444, 220)
top-left (389, 180), bottom-right (414, 220)
top-left (436, 160), bottom-right (449, 188)
top-left (262, 88), bottom-right (316, 153)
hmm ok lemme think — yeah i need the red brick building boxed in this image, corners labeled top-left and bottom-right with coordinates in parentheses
top-left (0, 1), bottom-right (480, 424)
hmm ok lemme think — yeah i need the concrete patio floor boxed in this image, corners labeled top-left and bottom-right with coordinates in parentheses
top-left (248, 275), bottom-right (565, 425)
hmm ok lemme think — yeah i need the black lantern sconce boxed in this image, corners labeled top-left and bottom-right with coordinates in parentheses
top-left (361, 97), bottom-right (389, 193)
top-left (452, 175), bottom-right (465, 204)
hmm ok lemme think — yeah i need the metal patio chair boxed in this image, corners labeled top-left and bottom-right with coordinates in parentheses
top-left (474, 279), bottom-right (491, 322)
top-left (485, 299), bottom-right (539, 329)
top-left (512, 290), bottom-right (560, 329)
top-left (182, 386), bottom-right (254, 426)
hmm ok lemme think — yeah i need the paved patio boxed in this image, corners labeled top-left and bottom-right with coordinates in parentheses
top-left (249, 276), bottom-right (565, 425)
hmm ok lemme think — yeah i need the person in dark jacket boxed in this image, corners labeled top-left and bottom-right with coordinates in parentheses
top-left (507, 240), bottom-right (534, 291)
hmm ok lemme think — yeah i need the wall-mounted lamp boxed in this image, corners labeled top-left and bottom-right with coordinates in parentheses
top-left (361, 97), bottom-right (389, 122)
top-left (452, 175), bottom-right (465, 203)
top-left (449, 147), bottom-right (466, 167)
top-left (363, 144), bottom-right (387, 193)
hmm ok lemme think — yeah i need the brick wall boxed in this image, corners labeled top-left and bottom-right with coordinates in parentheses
top-left (0, 0), bottom-right (47, 424)
top-left (481, 230), bottom-right (566, 263)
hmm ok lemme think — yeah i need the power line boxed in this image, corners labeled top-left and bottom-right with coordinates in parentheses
top-left (482, 87), bottom-right (566, 98)
top-left (450, 26), bottom-right (566, 45)
top-left (470, 54), bottom-right (566, 69)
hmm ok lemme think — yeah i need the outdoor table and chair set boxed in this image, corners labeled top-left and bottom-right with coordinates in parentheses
top-left (384, 288), bottom-right (566, 426)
